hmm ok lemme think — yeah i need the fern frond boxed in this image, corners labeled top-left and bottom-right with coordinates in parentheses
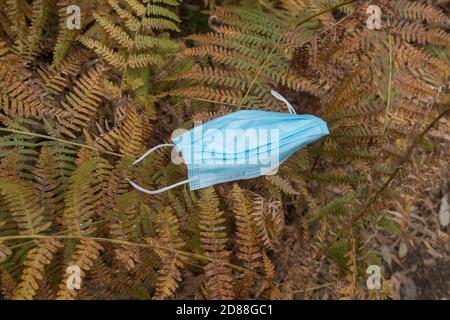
top-left (231, 184), bottom-right (262, 269)
top-left (39, 49), bottom-right (91, 97)
top-left (391, 21), bottom-right (450, 47)
top-left (0, 61), bottom-right (46, 119)
top-left (0, 179), bottom-right (51, 235)
top-left (147, 5), bottom-right (180, 22)
top-left (125, 0), bottom-right (146, 17)
top-left (79, 0), bottom-right (181, 98)
top-left (192, 106), bottom-right (232, 123)
top-left (177, 5), bottom-right (323, 109)
top-left (53, 0), bottom-right (82, 66)
top-left (309, 192), bottom-right (359, 223)
top-left (12, 239), bottom-right (62, 300)
top-left (56, 239), bottom-right (103, 300)
top-left (395, 42), bottom-right (450, 77)
top-left (113, 98), bottom-right (151, 157)
top-left (134, 34), bottom-right (178, 50)
top-left (330, 29), bottom-right (380, 60)
top-left (152, 0), bottom-right (180, 6)
top-left (93, 14), bottom-right (134, 50)
top-left (393, 71), bottom-right (438, 101)
top-left (170, 86), bottom-right (243, 106)
top-left (142, 17), bottom-right (180, 32)
top-left (128, 53), bottom-right (164, 68)
top-left (24, 0), bottom-right (51, 60)
top-left (0, 242), bottom-right (12, 263)
top-left (173, 65), bottom-right (251, 90)
top-left (393, 0), bottom-right (450, 26)
top-left (265, 175), bottom-right (299, 195)
top-left (0, 267), bottom-right (15, 298)
top-left (4, 0), bottom-right (28, 53)
top-left (61, 159), bottom-right (101, 236)
top-left (58, 64), bottom-right (107, 137)
top-left (78, 36), bottom-right (126, 69)
top-left (198, 187), bottom-right (234, 300)
top-left (250, 193), bottom-right (284, 250)
top-left (152, 207), bottom-right (185, 300)
top-left (33, 145), bottom-right (64, 221)
top-left (325, 63), bottom-right (378, 116)
top-left (108, 191), bottom-right (141, 269)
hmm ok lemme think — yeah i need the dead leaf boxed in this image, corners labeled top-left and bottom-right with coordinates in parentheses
top-left (390, 272), bottom-right (417, 300)
top-left (399, 240), bottom-right (408, 258)
top-left (438, 194), bottom-right (449, 227)
top-left (381, 245), bottom-right (392, 267)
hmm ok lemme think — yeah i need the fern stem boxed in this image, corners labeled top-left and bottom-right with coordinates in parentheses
top-left (188, 97), bottom-right (247, 108)
top-left (0, 234), bottom-right (254, 274)
top-left (7, 219), bottom-right (109, 250)
top-left (383, 19), bottom-right (394, 134)
top-left (240, 35), bottom-right (283, 105)
top-left (0, 128), bottom-right (126, 158)
top-left (288, 282), bottom-right (333, 294)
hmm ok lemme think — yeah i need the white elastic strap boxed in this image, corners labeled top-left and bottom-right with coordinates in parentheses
top-left (133, 143), bottom-right (175, 165)
top-left (127, 178), bottom-right (190, 195)
top-left (128, 144), bottom-right (190, 195)
top-left (271, 90), bottom-right (297, 115)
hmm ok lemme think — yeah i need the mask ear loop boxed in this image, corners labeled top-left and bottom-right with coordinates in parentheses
top-left (271, 90), bottom-right (297, 115)
top-left (127, 144), bottom-right (190, 195)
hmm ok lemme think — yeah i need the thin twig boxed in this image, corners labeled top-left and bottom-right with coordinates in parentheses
top-left (383, 18), bottom-right (394, 135)
top-left (188, 97), bottom-right (248, 109)
top-left (317, 105), bottom-right (450, 257)
top-left (289, 282), bottom-right (334, 295)
top-left (0, 128), bottom-right (126, 158)
top-left (7, 219), bottom-right (109, 250)
top-left (0, 234), bottom-right (255, 275)
top-left (350, 105), bottom-right (450, 224)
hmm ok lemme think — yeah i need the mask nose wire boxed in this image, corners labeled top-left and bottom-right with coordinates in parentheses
top-left (271, 90), bottom-right (297, 115)
top-left (127, 144), bottom-right (190, 195)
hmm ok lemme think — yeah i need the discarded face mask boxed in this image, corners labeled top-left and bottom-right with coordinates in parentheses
top-left (128, 90), bottom-right (329, 194)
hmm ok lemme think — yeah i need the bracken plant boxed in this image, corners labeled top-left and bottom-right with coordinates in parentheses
top-left (0, 0), bottom-right (448, 300)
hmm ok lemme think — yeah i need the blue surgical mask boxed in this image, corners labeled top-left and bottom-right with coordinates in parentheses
top-left (128, 91), bottom-right (329, 194)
